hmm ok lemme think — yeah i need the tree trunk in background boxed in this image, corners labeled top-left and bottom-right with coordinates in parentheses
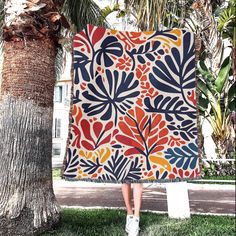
top-left (0, 38), bottom-right (61, 236)
top-left (0, 0), bottom-right (62, 235)
top-left (191, 0), bottom-right (223, 78)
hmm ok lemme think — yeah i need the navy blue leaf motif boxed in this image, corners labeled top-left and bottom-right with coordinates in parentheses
top-left (128, 41), bottom-right (161, 69)
top-left (73, 90), bottom-right (81, 105)
top-left (167, 118), bottom-right (197, 141)
top-left (80, 157), bottom-right (102, 175)
top-left (74, 50), bottom-right (91, 83)
top-left (64, 148), bottom-right (79, 178)
top-left (96, 36), bottom-right (123, 67)
top-left (82, 70), bottom-right (140, 125)
top-left (156, 170), bottom-right (168, 179)
top-left (148, 31), bottom-right (195, 109)
top-left (144, 94), bottom-right (196, 121)
top-left (100, 150), bottom-right (142, 181)
top-left (164, 142), bottom-right (198, 170)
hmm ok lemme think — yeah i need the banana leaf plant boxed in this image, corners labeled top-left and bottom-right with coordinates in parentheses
top-left (197, 56), bottom-right (235, 159)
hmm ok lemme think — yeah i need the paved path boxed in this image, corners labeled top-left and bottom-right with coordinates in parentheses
top-left (53, 180), bottom-right (235, 215)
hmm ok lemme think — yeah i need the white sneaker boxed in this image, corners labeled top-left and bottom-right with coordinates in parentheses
top-left (125, 215), bottom-right (133, 233)
top-left (128, 217), bottom-right (140, 236)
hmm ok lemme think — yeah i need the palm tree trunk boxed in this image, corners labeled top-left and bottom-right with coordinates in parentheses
top-left (0, 1), bottom-right (61, 235)
top-left (0, 38), bottom-right (61, 236)
top-left (191, 0), bottom-right (223, 78)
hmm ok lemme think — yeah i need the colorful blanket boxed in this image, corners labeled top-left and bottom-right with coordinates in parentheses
top-left (63, 24), bottom-right (200, 183)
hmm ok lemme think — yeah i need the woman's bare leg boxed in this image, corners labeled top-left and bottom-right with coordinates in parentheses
top-left (121, 183), bottom-right (133, 215)
top-left (133, 183), bottom-right (143, 217)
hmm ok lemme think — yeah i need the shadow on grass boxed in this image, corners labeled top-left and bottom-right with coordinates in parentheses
top-left (41, 209), bottom-right (235, 236)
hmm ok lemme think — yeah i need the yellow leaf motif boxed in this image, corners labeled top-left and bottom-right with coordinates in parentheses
top-left (143, 31), bottom-right (153, 35)
top-left (110, 29), bottom-right (117, 35)
top-left (151, 29), bottom-right (182, 48)
top-left (79, 150), bottom-right (95, 160)
top-left (77, 168), bottom-right (88, 179)
top-left (150, 152), bottom-right (172, 171)
top-left (96, 147), bottom-right (111, 164)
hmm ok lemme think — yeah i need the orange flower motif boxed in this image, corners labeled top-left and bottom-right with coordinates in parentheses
top-left (143, 170), bottom-right (155, 180)
top-left (168, 167), bottom-right (200, 179)
top-left (168, 136), bottom-right (186, 147)
top-left (136, 64), bottom-right (150, 81)
top-left (117, 31), bottom-right (147, 50)
top-left (116, 107), bottom-right (169, 170)
top-left (136, 63), bottom-right (159, 99)
top-left (116, 54), bottom-right (132, 71)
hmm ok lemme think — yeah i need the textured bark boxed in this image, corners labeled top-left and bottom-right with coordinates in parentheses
top-left (191, 0), bottom-right (223, 78)
top-left (2, 40), bottom-right (55, 107)
top-left (0, 98), bottom-right (61, 235)
top-left (0, 39), bottom-right (61, 235)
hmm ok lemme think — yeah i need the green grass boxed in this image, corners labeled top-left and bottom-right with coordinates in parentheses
top-left (188, 175), bottom-right (235, 185)
top-left (53, 168), bottom-right (61, 179)
top-left (41, 209), bottom-right (235, 236)
top-left (203, 175), bottom-right (235, 180)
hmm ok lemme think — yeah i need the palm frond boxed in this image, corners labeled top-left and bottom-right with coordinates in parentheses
top-left (63, 0), bottom-right (107, 32)
top-left (101, 4), bottom-right (120, 18)
top-left (218, 0), bottom-right (236, 40)
top-left (125, 0), bottom-right (194, 31)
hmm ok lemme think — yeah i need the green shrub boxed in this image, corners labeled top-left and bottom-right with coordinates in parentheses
top-left (203, 161), bottom-right (235, 177)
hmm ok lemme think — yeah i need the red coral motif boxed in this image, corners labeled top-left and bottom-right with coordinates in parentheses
top-left (136, 64), bottom-right (150, 81)
top-left (73, 24), bottom-right (106, 52)
top-left (187, 89), bottom-right (196, 106)
top-left (88, 24), bottom-right (106, 45)
top-left (168, 136), bottom-right (186, 147)
top-left (71, 106), bottom-right (82, 148)
top-left (117, 31), bottom-right (146, 50)
top-left (115, 107), bottom-right (169, 170)
top-left (80, 119), bottom-right (113, 151)
top-left (136, 64), bottom-right (158, 99)
top-left (169, 167), bottom-right (199, 179)
top-left (116, 55), bottom-right (132, 71)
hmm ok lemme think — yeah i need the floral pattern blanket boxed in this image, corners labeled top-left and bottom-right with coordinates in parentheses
top-left (63, 24), bottom-right (200, 183)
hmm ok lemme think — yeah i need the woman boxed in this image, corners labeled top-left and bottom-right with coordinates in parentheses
top-left (122, 183), bottom-right (143, 236)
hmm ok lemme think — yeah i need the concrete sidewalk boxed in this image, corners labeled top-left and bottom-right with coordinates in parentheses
top-left (53, 180), bottom-right (235, 216)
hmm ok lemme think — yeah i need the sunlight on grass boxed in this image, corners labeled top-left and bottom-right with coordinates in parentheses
top-left (41, 209), bottom-right (235, 236)
top-left (52, 168), bottom-right (61, 179)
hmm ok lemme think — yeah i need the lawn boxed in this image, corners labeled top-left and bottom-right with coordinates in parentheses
top-left (53, 168), bottom-right (61, 179)
top-left (41, 209), bottom-right (235, 236)
top-left (203, 175), bottom-right (235, 180)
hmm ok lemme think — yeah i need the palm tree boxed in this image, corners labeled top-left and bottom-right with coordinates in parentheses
top-left (188, 0), bottom-right (224, 79)
top-left (217, 0), bottom-right (236, 78)
top-left (0, 0), bottom-right (104, 235)
top-left (124, 0), bottom-right (193, 31)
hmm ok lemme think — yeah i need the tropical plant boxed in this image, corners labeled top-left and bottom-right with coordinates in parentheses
top-left (203, 160), bottom-right (235, 177)
top-left (0, 0), bottom-right (105, 235)
top-left (198, 56), bottom-right (235, 158)
top-left (124, 0), bottom-right (194, 31)
top-left (217, 0), bottom-right (236, 78)
top-left (101, 3), bottom-right (126, 20)
top-left (217, 0), bottom-right (236, 41)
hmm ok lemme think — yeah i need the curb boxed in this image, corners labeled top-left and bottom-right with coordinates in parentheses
top-left (59, 206), bottom-right (235, 217)
top-left (53, 180), bottom-right (235, 191)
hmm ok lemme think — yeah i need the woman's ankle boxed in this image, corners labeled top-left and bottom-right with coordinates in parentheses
top-left (127, 210), bottom-right (133, 215)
